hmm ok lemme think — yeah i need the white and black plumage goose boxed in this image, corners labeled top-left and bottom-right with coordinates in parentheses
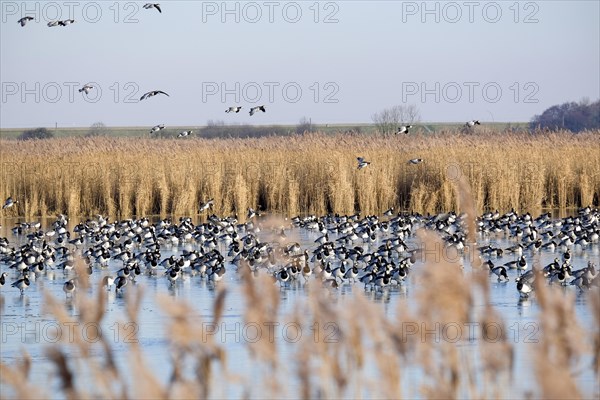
top-left (491, 266), bottom-right (509, 281)
top-left (466, 120), bottom-right (481, 127)
top-left (344, 266), bottom-right (359, 282)
top-left (150, 124), bottom-right (165, 134)
top-left (275, 268), bottom-right (290, 286)
top-left (177, 130), bottom-right (192, 138)
top-left (516, 280), bottom-right (533, 298)
top-left (63, 279), bottom-right (76, 297)
top-left (357, 157), bottom-right (371, 170)
top-left (102, 275), bottom-right (115, 291)
top-left (517, 255), bottom-right (528, 271)
top-left (12, 277), bottom-right (30, 295)
top-left (249, 105), bottom-right (266, 116)
top-left (570, 275), bottom-right (591, 291)
top-left (408, 158), bottom-right (423, 165)
top-left (396, 125), bottom-right (412, 135)
top-left (114, 276), bottom-right (128, 293)
top-left (504, 255), bottom-right (527, 270)
top-left (143, 3), bottom-right (162, 13)
top-left (226, 106), bottom-right (242, 113)
top-left (166, 267), bottom-right (179, 285)
top-left (140, 90), bottom-right (169, 101)
top-left (199, 199), bottom-right (214, 213)
top-left (0, 272), bottom-right (8, 286)
top-left (549, 271), bottom-right (567, 285)
top-left (18, 16), bottom-right (34, 27)
top-left (208, 265), bottom-right (226, 282)
top-left (2, 197), bottom-right (18, 210)
top-left (247, 207), bottom-right (259, 219)
top-left (48, 19), bottom-right (75, 27)
top-left (562, 249), bottom-right (571, 264)
top-left (79, 84), bottom-right (94, 95)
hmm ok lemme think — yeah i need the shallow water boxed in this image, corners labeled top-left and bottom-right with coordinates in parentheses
top-left (0, 214), bottom-right (599, 399)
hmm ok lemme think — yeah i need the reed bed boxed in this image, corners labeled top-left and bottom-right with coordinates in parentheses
top-left (0, 130), bottom-right (598, 219)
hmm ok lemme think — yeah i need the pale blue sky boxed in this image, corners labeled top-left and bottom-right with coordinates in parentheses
top-left (1, 1), bottom-right (599, 128)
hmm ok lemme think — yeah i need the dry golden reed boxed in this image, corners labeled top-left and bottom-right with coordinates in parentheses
top-left (0, 130), bottom-right (598, 219)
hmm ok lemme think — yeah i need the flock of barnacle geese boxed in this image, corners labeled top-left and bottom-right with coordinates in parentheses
top-left (17, 4), bottom-right (268, 138)
top-left (1, 196), bottom-right (598, 300)
top-left (477, 208), bottom-right (599, 297)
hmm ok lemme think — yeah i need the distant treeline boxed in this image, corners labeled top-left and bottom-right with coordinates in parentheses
top-left (13, 98), bottom-right (600, 140)
top-left (530, 99), bottom-right (600, 132)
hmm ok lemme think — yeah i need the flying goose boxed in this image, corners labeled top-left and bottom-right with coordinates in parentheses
top-left (79, 84), bottom-right (94, 95)
top-left (2, 197), bottom-right (18, 209)
top-left (357, 157), bottom-right (371, 170)
top-left (249, 105), bottom-right (266, 116)
top-left (247, 207), bottom-right (259, 219)
top-left (199, 199), bottom-right (214, 213)
top-left (177, 130), bottom-right (192, 138)
top-left (396, 125), bottom-right (412, 135)
top-left (140, 90), bottom-right (169, 101)
top-left (226, 106), bottom-right (242, 113)
top-left (18, 16), bottom-right (34, 27)
top-left (143, 3), bottom-right (162, 13)
top-left (48, 19), bottom-right (75, 27)
top-left (150, 124), bottom-right (165, 133)
top-left (407, 158), bottom-right (423, 165)
top-left (466, 120), bottom-right (481, 127)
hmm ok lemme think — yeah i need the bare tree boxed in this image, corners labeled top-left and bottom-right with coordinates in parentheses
top-left (296, 117), bottom-right (315, 134)
top-left (371, 105), bottom-right (421, 135)
top-left (403, 104), bottom-right (421, 125)
top-left (206, 120), bottom-right (225, 127)
top-left (371, 108), bottom-right (396, 136)
top-left (86, 122), bottom-right (108, 137)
